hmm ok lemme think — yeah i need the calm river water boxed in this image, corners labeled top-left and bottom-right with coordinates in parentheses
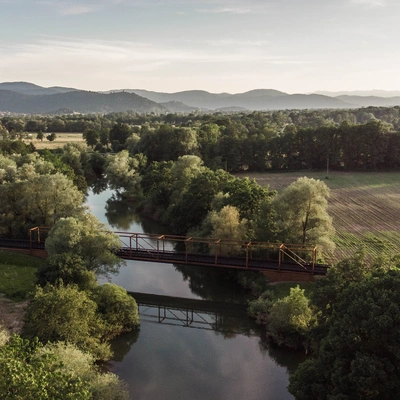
top-left (86, 188), bottom-right (301, 400)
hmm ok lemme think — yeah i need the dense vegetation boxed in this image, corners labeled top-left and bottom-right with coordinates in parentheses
top-left (2, 106), bottom-right (400, 398)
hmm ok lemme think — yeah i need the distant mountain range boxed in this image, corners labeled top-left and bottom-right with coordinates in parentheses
top-left (1, 81), bottom-right (400, 114)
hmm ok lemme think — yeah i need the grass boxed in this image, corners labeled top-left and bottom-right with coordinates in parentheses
top-left (240, 170), bottom-right (400, 262)
top-left (24, 132), bottom-right (84, 149)
top-left (0, 250), bottom-right (43, 300)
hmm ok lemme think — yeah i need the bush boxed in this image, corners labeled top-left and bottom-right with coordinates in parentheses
top-left (36, 253), bottom-right (97, 290)
top-left (0, 335), bottom-right (90, 399)
top-left (92, 283), bottom-right (140, 340)
top-left (22, 284), bottom-right (111, 360)
top-left (267, 286), bottom-right (314, 350)
top-left (40, 342), bottom-right (129, 400)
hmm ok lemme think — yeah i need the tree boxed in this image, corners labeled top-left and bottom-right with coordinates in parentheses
top-left (23, 284), bottom-right (111, 360)
top-left (267, 286), bottom-right (314, 350)
top-left (46, 132), bottom-right (57, 142)
top-left (208, 205), bottom-right (248, 255)
top-left (105, 150), bottom-right (142, 193)
top-left (0, 336), bottom-right (91, 399)
top-left (91, 283), bottom-right (140, 339)
top-left (289, 270), bottom-right (400, 400)
top-left (39, 342), bottom-right (129, 400)
top-left (273, 177), bottom-right (335, 254)
top-left (0, 173), bottom-right (85, 238)
top-left (36, 130), bottom-right (44, 141)
top-left (45, 213), bottom-right (124, 276)
top-left (36, 253), bottom-right (98, 291)
top-left (83, 128), bottom-right (100, 148)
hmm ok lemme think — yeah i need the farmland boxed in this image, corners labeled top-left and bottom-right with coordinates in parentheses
top-left (24, 132), bottom-right (84, 149)
top-left (240, 171), bottom-right (400, 262)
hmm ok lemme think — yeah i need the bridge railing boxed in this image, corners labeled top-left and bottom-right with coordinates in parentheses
top-left (114, 232), bottom-right (318, 271)
top-left (28, 228), bottom-right (319, 273)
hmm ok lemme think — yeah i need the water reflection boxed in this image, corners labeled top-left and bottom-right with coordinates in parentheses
top-left (87, 188), bottom-right (300, 400)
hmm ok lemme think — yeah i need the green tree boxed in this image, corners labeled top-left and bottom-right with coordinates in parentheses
top-left (91, 283), bottom-right (140, 339)
top-left (46, 132), bottom-right (57, 142)
top-left (105, 150), bottom-right (142, 193)
top-left (273, 177), bottom-right (335, 254)
top-left (0, 173), bottom-right (85, 237)
top-left (83, 129), bottom-right (100, 148)
top-left (289, 270), bottom-right (400, 400)
top-left (36, 253), bottom-right (97, 291)
top-left (0, 336), bottom-right (90, 399)
top-left (267, 286), bottom-right (314, 350)
top-left (39, 342), bottom-right (129, 400)
top-left (45, 213), bottom-right (124, 276)
top-left (208, 205), bottom-right (248, 255)
top-left (36, 130), bottom-right (44, 141)
top-left (23, 284), bottom-right (111, 360)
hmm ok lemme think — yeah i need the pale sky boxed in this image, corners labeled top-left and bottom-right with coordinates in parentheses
top-left (1, 0), bottom-right (399, 93)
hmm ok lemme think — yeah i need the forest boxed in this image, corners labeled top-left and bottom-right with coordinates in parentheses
top-left (1, 105), bottom-right (400, 399)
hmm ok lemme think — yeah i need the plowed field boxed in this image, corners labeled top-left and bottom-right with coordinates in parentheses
top-left (239, 171), bottom-right (400, 262)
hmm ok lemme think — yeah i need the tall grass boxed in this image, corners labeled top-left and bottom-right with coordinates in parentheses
top-left (0, 250), bottom-right (43, 300)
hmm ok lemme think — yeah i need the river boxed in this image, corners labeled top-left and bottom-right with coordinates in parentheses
top-left (86, 188), bottom-right (302, 400)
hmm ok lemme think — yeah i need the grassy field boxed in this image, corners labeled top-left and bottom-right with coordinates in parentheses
top-left (25, 132), bottom-right (84, 149)
top-left (239, 171), bottom-right (400, 262)
top-left (0, 250), bottom-right (43, 300)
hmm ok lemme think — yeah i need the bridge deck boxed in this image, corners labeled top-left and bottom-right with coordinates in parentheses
top-left (0, 233), bottom-right (330, 279)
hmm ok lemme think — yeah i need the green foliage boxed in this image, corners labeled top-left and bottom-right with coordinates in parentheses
top-left (290, 269), bottom-right (400, 400)
top-left (39, 342), bottom-right (129, 400)
top-left (46, 132), bottom-right (57, 142)
top-left (105, 150), bottom-right (142, 193)
top-left (267, 286), bottom-right (314, 350)
top-left (22, 284), bottom-right (112, 360)
top-left (91, 283), bottom-right (140, 340)
top-left (45, 214), bottom-right (124, 276)
top-left (83, 128), bottom-right (100, 148)
top-left (0, 172), bottom-right (85, 238)
top-left (247, 290), bottom-right (275, 325)
top-left (208, 205), bottom-right (248, 255)
top-left (273, 177), bottom-right (335, 254)
top-left (0, 335), bottom-right (91, 399)
top-left (36, 253), bottom-right (97, 291)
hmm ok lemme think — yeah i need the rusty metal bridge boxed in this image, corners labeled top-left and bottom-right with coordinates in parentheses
top-left (114, 231), bottom-right (328, 279)
top-left (0, 228), bottom-right (329, 281)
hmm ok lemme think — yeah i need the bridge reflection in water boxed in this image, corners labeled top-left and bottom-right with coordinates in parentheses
top-left (130, 292), bottom-right (256, 335)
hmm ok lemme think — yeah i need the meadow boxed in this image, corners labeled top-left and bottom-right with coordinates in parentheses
top-left (25, 132), bottom-right (84, 149)
top-left (0, 250), bottom-right (44, 300)
top-left (240, 171), bottom-right (400, 262)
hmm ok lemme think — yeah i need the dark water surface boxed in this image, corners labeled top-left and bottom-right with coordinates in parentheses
top-left (86, 188), bottom-right (301, 400)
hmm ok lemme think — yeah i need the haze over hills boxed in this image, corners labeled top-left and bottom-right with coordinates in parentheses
top-left (1, 81), bottom-right (400, 114)
top-left (314, 90), bottom-right (400, 98)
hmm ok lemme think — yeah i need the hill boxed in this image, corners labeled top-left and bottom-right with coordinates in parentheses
top-left (3, 81), bottom-right (400, 113)
top-left (0, 89), bottom-right (167, 114)
top-left (114, 88), bottom-right (352, 110)
top-left (0, 82), bottom-right (77, 95)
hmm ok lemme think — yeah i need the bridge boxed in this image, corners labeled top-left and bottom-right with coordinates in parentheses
top-left (0, 228), bottom-right (330, 282)
top-left (130, 292), bottom-right (255, 335)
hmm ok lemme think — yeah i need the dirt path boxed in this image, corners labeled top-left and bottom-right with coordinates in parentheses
top-left (0, 295), bottom-right (27, 335)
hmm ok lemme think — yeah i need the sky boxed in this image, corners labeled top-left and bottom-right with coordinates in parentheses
top-left (1, 0), bottom-right (400, 93)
